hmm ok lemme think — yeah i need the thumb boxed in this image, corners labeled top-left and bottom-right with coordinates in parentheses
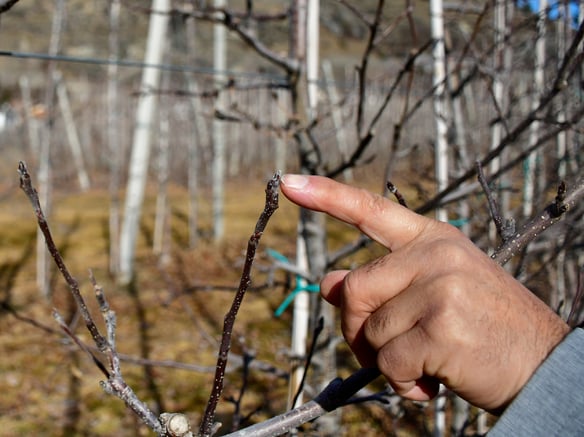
top-left (319, 270), bottom-right (350, 307)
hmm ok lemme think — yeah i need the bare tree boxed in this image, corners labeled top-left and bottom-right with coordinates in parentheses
top-left (2, 1), bottom-right (584, 435)
top-left (119, 0), bottom-right (171, 284)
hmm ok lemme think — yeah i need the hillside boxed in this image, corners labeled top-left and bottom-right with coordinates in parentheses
top-left (0, 0), bottom-right (438, 90)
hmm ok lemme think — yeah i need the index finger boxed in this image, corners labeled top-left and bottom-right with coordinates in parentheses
top-left (281, 175), bottom-right (431, 250)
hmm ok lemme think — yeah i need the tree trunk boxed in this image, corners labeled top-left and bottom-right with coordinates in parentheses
top-left (153, 70), bottom-right (170, 262)
top-left (184, 16), bottom-right (206, 249)
top-left (274, 89), bottom-right (288, 173)
top-left (430, 0), bottom-right (449, 224)
top-left (212, 0), bottom-right (227, 242)
top-left (56, 72), bottom-right (90, 192)
top-left (107, 0), bottom-right (122, 275)
top-left (524, 0), bottom-right (546, 218)
top-left (287, 0), bottom-right (309, 415)
top-left (322, 59), bottom-right (353, 182)
top-left (19, 76), bottom-right (40, 157)
top-left (556, 1), bottom-right (568, 179)
top-left (37, 0), bottom-right (65, 298)
top-left (430, 0), bottom-right (449, 434)
top-left (119, 0), bottom-right (170, 283)
top-left (489, 0), bottom-right (514, 245)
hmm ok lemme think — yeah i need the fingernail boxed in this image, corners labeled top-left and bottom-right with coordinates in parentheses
top-left (282, 174), bottom-right (309, 190)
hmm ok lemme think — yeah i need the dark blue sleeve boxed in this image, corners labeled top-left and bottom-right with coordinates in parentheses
top-left (489, 328), bottom-right (584, 436)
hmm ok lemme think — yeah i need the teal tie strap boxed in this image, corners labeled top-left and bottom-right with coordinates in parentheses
top-left (267, 249), bottom-right (320, 317)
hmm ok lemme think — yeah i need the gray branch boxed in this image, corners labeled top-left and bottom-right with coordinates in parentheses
top-left (0, 0), bottom-right (20, 14)
top-left (492, 176), bottom-right (584, 265)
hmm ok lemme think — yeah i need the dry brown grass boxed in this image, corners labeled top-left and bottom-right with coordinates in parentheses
top-left (0, 177), bottom-right (408, 436)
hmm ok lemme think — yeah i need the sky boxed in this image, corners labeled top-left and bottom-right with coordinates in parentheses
top-left (518, 0), bottom-right (581, 26)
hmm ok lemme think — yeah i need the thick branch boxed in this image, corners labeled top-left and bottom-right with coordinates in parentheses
top-left (492, 176), bottom-right (584, 265)
top-left (224, 368), bottom-right (381, 437)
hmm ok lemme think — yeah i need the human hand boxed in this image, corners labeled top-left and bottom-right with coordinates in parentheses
top-left (281, 174), bottom-right (569, 413)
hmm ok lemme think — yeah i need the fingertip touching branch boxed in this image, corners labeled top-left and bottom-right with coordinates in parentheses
top-left (198, 172), bottom-right (281, 437)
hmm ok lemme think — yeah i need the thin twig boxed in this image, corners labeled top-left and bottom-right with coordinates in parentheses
top-left (475, 161), bottom-right (515, 242)
top-left (386, 181), bottom-right (408, 208)
top-left (327, 39), bottom-right (433, 179)
top-left (228, 347), bottom-right (256, 432)
top-left (18, 161), bottom-right (107, 349)
top-left (199, 172), bottom-right (281, 437)
top-left (416, 20), bottom-right (584, 215)
top-left (291, 316), bottom-right (324, 408)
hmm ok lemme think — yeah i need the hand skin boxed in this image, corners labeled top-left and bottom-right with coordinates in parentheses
top-left (280, 174), bottom-right (570, 414)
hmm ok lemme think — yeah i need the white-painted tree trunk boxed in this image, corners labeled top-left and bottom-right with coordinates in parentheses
top-left (56, 72), bottom-right (90, 192)
top-left (107, 0), bottom-right (122, 275)
top-left (274, 89), bottom-right (288, 173)
top-left (184, 17), bottom-right (206, 249)
top-left (306, 0), bottom-right (319, 121)
top-left (430, 0), bottom-right (449, 225)
top-left (556, 1), bottom-right (568, 179)
top-left (489, 0), bottom-right (513, 245)
top-left (212, 0), bottom-right (227, 242)
top-left (19, 76), bottom-right (40, 157)
top-left (524, 0), bottom-right (547, 218)
top-left (323, 59), bottom-right (353, 182)
top-left (430, 1), bottom-right (449, 433)
top-left (287, 230), bottom-right (310, 410)
top-left (37, 0), bottom-right (65, 298)
top-left (287, 0), bottom-right (313, 413)
top-left (153, 70), bottom-right (170, 261)
top-left (119, 0), bottom-right (170, 283)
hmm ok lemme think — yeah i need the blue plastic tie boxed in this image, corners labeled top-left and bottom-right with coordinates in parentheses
top-left (267, 249), bottom-right (320, 317)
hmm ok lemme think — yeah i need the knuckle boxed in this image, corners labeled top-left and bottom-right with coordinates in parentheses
top-left (341, 270), bottom-right (361, 302)
top-left (424, 236), bottom-right (473, 271)
top-left (422, 280), bottom-right (469, 339)
top-left (376, 340), bottom-right (419, 384)
top-left (364, 308), bottom-right (393, 347)
top-left (354, 191), bottom-right (390, 226)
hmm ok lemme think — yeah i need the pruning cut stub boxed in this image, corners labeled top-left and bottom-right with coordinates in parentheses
top-left (160, 412), bottom-right (193, 437)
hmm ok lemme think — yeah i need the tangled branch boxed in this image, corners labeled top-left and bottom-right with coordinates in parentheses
top-left (18, 161), bottom-right (193, 436)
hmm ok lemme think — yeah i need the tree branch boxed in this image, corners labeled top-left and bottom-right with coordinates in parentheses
top-left (199, 172), bottom-right (281, 437)
top-left (18, 161), bottom-right (195, 436)
top-left (0, 0), bottom-right (20, 14)
top-left (492, 176), bottom-right (584, 265)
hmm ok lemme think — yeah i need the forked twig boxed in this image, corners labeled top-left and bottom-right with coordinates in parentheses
top-left (290, 316), bottom-right (324, 408)
top-left (199, 172), bottom-right (281, 437)
top-left (18, 161), bottom-right (190, 436)
top-left (476, 161), bottom-right (515, 242)
top-left (492, 176), bottom-right (584, 265)
top-left (18, 162), bottom-right (106, 347)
